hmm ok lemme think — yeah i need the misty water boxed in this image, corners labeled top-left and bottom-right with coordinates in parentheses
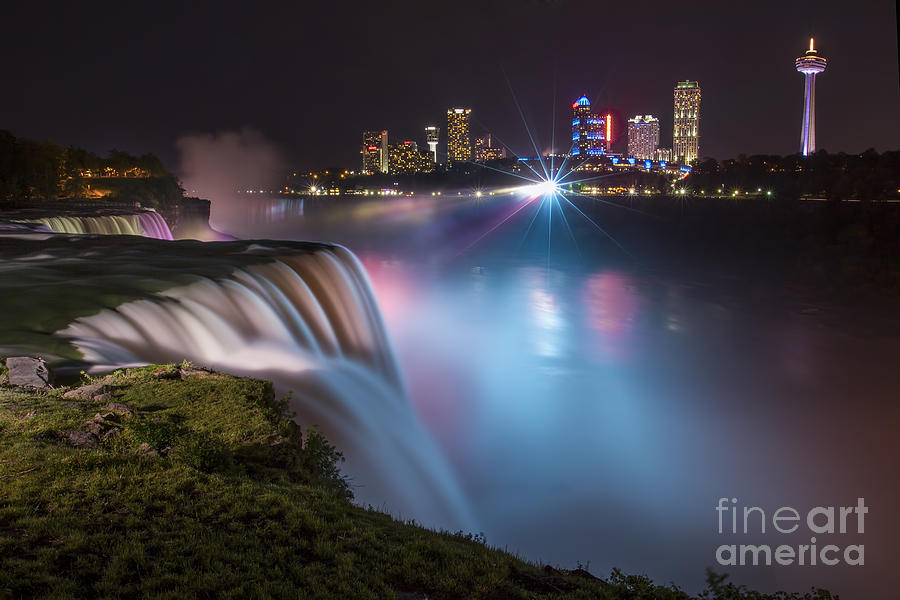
top-left (207, 193), bottom-right (897, 598)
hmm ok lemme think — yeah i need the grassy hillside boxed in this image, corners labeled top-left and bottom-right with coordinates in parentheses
top-left (0, 364), bottom-right (836, 599)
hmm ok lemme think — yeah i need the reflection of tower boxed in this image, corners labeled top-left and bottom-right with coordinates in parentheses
top-left (795, 37), bottom-right (827, 156)
top-left (425, 126), bottom-right (439, 164)
top-left (673, 81), bottom-right (700, 164)
top-left (447, 109), bottom-right (472, 163)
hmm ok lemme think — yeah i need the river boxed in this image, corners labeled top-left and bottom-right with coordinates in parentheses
top-left (202, 192), bottom-right (899, 598)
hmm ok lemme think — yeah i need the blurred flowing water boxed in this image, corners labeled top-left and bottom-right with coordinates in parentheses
top-left (13, 210), bottom-right (174, 239)
top-left (204, 193), bottom-right (899, 598)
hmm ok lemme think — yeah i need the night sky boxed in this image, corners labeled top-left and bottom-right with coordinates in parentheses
top-left (3, 0), bottom-right (898, 171)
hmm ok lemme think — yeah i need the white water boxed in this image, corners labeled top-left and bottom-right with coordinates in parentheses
top-left (56, 245), bottom-right (471, 529)
top-left (19, 211), bottom-right (174, 240)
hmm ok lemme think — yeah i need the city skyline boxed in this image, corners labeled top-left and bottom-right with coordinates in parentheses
top-left (1, 2), bottom-right (897, 169)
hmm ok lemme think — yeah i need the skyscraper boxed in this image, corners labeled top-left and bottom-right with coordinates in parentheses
top-left (425, 126), bottom-right (439, 163)
top-left (389, 140), bottom-right (433, 174)
top-left (673, 81), bottom-right (701, 164)
top-left (362, 130), bottom-right (389, 174)
top-left (571, 96), bottom-right (605, 157)
top-left (627, 115), bottom-right (660, 160)
top-left (795, 37), bottom-right (827, 156)
top-left (447, 108), bottom-right (472, 163)
top-left (474, 134), bottom-right (506, 162)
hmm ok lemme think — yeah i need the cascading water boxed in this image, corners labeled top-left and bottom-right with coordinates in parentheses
top-left (56, 244), bottom-right (471, 529)
top-left (136, 212), bottom-right (175, 240)
top-left (19, 211), bottom-right (174, 240)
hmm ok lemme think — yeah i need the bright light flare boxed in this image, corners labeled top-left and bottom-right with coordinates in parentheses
top-left (517, 179), bottom-right (560, 197)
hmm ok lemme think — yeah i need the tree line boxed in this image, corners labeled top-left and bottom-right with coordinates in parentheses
top-left (0, 130), bottom-right (181, 205)
top-left (687, 149), bottom-right (900, 201)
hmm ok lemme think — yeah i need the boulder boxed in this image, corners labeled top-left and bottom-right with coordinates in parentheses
top-left (84, 421), bottom-right (105, 436)
top-left (102, 402), bottom-right (135, 417)
top-left (64, 430), bottom-right (98, 448)
top-left (62, 383), bottom-right (107, 400)
top-left (4, 357), bottom-right (52, 390)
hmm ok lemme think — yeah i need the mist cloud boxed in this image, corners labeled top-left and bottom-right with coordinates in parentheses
top-left (176, 128), bottom-right (286, 202)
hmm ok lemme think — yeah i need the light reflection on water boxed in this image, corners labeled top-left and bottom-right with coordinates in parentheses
top-left (214, 195), bottom-right (899, 599)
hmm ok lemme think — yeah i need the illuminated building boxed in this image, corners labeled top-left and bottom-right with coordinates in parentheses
top-left (626, 115), bottom-right (660, 160)
top-left (474, 134), bottom-right (506, 162)
top-left (571, 96), bottom-right (605, 157)
top-left (795, 37), bottom-right (826, 156)
top-left (425, 126), bottom-right (439, 163)
top-left (389, 141), bottom-right (434, 174)
top-left (447, 108), bottom-right (472, 163)
top-left (654, 148), bottom-right (673, 162)
top-left (362, 130), bottom-right (389, 174)
top-left (606, 112), bottom-right (612, 154)
top-left (673, 81), bottom-right (700, 164)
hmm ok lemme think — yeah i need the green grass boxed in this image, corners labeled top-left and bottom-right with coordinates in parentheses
top-left (0, 366), bottom-right (837, 599)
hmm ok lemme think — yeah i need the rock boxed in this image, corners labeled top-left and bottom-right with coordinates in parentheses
top-left (4, 357), bottom-right (52, 390)
top-left (94, 393), bottom-right (112, 403)
top-left (82, 411), bottom-right (123, 442)
top-left (64, 430), bottom-right (98, 448)
top-left (94, 412), bottom-right (120, 424)
top-left (62, 383), bottom-right (107, 400)
top-left (179, 365), bottom-right (212, 379)
top-left (84, 421), bottom-right (105, 436)
top-left (102, 402), bottom-right (135, 417)
top-left (101, 428), bottom-right (121, 441)
top-left (136, 443), bottom-right (158, 457)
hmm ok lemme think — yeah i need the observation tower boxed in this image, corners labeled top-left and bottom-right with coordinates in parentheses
top-left (795, 38), bottom-right (827, 156)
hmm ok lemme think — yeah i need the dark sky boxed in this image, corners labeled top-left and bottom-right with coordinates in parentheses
top-left (2, 0), bottom-right (898, 170)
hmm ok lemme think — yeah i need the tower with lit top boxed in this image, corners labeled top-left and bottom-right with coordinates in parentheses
top-left (795, 37), bottom-right (826, 156)
top-left (571, 96), bottom-right (605, 157)
top-left (425, 126), bottom-right (439, 164)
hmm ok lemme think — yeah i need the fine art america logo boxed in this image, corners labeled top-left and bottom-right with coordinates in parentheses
top-left (715, 498), bottom-right (867, 566)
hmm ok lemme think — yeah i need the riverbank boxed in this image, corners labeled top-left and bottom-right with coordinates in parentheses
top-left (0, 363), bottom-right (836, 600)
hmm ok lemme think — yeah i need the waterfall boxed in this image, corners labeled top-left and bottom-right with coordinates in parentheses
top-left (56, 245), bottom-right (471, 529)
top-left (136, 211), bottom-right (175, 240)
top-left (20, 211), bottom-right (174, 240)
